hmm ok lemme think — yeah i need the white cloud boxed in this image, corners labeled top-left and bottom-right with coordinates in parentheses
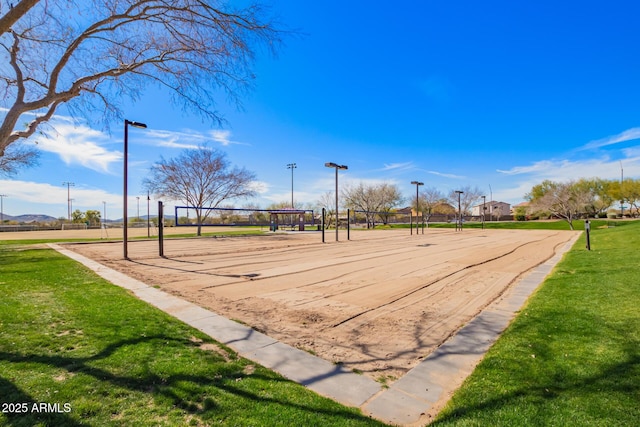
top-left (139, 128), bottom-right (246, 150)
top-left (494, 129), bottom-right (640, 204)
top-left (581, 127), bottom-right (640, 150)
top-left (209, 129), bottom-right (247, 146)
top-left (497, 157), bottom-right (638, 182)
top-left (0, 179), bottom-right (121, 209)
top-left (382, 162), bottom-right (414, 171)
top-left (248, 180), bottom-right (269, 194)
top-left (492, 155), bottom-right (640, 205)
top-left (423, 170), bottom-right (466, 179)
top-left (34, 122), bottom-right (122, 173)
top-left (497, 160), bottom-right (556, 176)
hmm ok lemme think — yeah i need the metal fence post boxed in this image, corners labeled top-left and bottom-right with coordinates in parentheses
top-left (158, 201), bottom-right (164, 257)
top-left (322, 207), bottom-right (325, 243)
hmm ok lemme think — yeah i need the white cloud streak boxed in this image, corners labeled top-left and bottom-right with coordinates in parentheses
top-left (581, 127), bottom-right (640, 150)
top-left (423, 170), bottom-right (466, 179)
top-left (35, 122), bottom-right (122, 173)
top-left (17, 112), bottom-right (246, 173)
top-left (382, 161), bottom-right (414, 171)
top-left (0, 179), bottom-right (121, 209)
top-left (140, 128), bottom-right (247, 150)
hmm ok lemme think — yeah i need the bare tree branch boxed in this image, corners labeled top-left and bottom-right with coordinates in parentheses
top-left (0, 0), bottom-right (39, 35)
top-left (143, 145), bottom-right (256, 236)
top-left (0, 140), bottom-right (39, 176)
top-left (0, 0), bottom-right (284, 158)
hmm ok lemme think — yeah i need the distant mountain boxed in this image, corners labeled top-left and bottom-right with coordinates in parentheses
top-left (1, 214), bottom-right (58, 223)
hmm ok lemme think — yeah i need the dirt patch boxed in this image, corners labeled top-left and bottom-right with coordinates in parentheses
top-left (64, 228), bottom-right (578, 383)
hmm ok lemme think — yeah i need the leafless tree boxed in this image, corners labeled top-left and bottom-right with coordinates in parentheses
top-left (316, 191), bottom-right (335, 229)
top-left (0, 140), bottom-right (39, 176)
top-left (413, 186), bottom-right (444, 225)
top-left (342, 182), bottom-right (403, 228)
top-left (526, 180), bottom-right (591, 230)
top-left (377, 183), bottom-right (404, 225)
top-left (143, 146), bottom-right (256, 236)
top-left (0, 0), bottom-right (282, 159)
top-left (447, 185), bottom-right (483, 216)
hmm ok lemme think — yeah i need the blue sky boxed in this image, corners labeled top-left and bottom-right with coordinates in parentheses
top-left (2, 1), bottom-right (640, 219)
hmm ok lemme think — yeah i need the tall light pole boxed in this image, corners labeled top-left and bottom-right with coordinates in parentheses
top-left (325, 162), bottom-right (348, 241)
top-left (410, 181), bottom-right (424, 235)
top-left (102, 201), bottom-right (107, 226)
top-left (62, 181), bottom-right (75, 221)
top-left (287, 163), bottom-right (296, 209)
top-left (136, 196), bottom-right (140, 220)
top-left (147, 191), bottom-right (151, 238)
top-left (481, 195), bottom-right (486, 230)
top-left (489, 184), bottom-right (493, 221)
top-left (455, 190), bottom-right (464, 231)
top-left (620, 161), bottom-right (625, 217)
top-left (124, 119), bottom-right (147, 260)
top-left (0, 194), bottom-right (7, 224)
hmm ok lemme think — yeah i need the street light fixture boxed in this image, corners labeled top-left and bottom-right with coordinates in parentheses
top-left (124, 119), bottom-right (147, 260)
top-left (147, 191), bottom-right (151, 238)
top-left (287, 163), bottom-right (296, 209)
top-left (410, 181), bottom-right (424, 235)
top-left (481, 195), bottom-right (486, 230)
top-left (455, 190), bottom-right (464, 231)
top-left (324, 162), bottom-right (348, 242)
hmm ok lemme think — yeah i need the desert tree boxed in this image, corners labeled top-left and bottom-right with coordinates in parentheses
top-left (342, 182), bottom-right (403, 228)
top-left (376, 183), bottom-right (404, 225)
top-left (576, 177), bottom-right (615, 217)
top-left (143, 146), bottom-right (256, 236)
top-left (413, 186), bottom-right (444, 225)
top-left (620, 178), bottom-right (640, 217)
top-left (341, 182), bottom-right (379, 228)
top-left (447, 185), bottom-right (483, 216)
top-left (242, 202), bottom-right (267, 224)
top-left (0, 0), bottom-right (282, 161)
top-left (71, 209), bottom-right (85, 224)
top-left (316, 191), bottom-right (335, 229)
top-left (85, 209), bottom-right (102, 226)
top-left (526, 180), bottom-right (591, 230)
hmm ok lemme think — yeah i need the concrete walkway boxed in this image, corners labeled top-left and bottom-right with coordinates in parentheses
top-left (50, 234), bottom-right (579, 426)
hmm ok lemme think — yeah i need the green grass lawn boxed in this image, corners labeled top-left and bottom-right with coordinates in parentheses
top-left (0, 229), bottom-right (268, 247)
top-left (422, 218), bottom-right (630, 231)
top-left (431, 221), bottom-right (640, 426)
top-left (2, 220), bottom-right (639, 426)
top-left (0, 246), bottom-right (386, 426)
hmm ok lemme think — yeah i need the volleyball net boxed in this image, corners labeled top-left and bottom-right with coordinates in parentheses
top-left (173, 206), bottom-right (315, 229)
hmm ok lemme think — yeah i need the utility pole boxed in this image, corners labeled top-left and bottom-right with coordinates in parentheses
top-left (62, 181), bottom-right (75, 220)
top-left (0, 194), bottom-right (7, 224)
